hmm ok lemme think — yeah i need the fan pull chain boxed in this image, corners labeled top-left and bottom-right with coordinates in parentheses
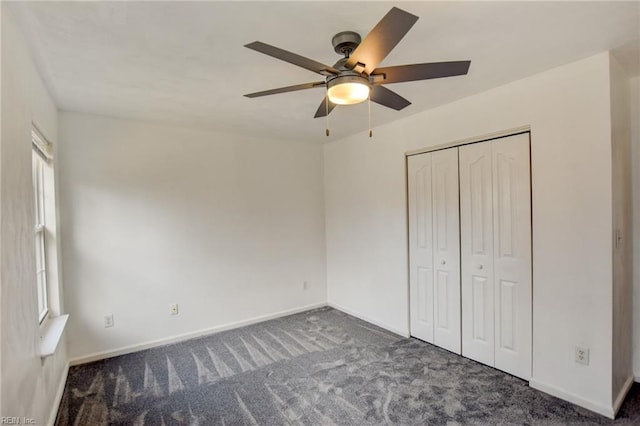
top-left (325, 87), bottom-right (330, 137)
top-left (368, 94), bottom-right (373, 138)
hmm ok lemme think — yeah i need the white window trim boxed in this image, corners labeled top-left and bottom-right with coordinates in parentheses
top-left (33, 151), bottom-right (49, 324)
top-left (31, 126), bottom-right (68, 357)
top-left (32, 126), bottom-right (53, 162)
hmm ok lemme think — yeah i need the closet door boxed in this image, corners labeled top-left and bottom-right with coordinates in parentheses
top-left (408, 148), bottom-right (461, 353)
top-left (431, 149), bottom-right (461, 354)
top-left (492, 134), bottom-right (531, 380)
top-left (408, 153), bottom-right (435, 343)
top-left (460, 142), bottom-right (495, 366)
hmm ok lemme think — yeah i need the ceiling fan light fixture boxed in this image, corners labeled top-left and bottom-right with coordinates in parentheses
top-left (244, 7), bottom-right (471, 122)
top-left (327, 75), bottom-right (370, 105)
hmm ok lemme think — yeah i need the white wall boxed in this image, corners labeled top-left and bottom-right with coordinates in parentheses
top-left (632, 76), bottom-right (640, 380)
top-left (0, 6), bottom-right (68, 424)
top-left (58, 112), bottom-right (327, 360)
top-left (324, 53), bottom-right (618, 415)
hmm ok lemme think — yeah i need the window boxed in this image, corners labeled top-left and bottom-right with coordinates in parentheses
top-left (32, 129), bottom-right (52, 324)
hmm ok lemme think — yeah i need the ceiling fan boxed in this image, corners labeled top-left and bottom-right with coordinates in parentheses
top-left (244, 7), bottom-right (471, 120)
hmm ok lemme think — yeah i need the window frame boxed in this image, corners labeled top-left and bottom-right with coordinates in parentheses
top-left (32, 135), bottom-right (50, 324)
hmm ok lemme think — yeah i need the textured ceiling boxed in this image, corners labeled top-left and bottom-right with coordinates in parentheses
top-left (8, 1), bottom-right (640, 142)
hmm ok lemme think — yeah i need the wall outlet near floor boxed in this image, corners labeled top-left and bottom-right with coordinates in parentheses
top-left (104, 314), bottom-right (114, 328)
top-left (575, 346), bottom-right (589, 365)
top-left (170, 303), bottom-right (179, 315)
top-left (303, 281), bottom-right (309, 290)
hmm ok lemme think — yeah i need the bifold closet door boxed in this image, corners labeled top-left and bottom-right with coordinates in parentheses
top-left (431, 149), bottom-right (461, 354)
top-left (459, 141), bottom-right (495, 367)
top-left (491, 135), bottom-right (531, 379)
top-left (460, 133), bottom-right (532, 380)
top-left (408, 148), bottom-right (461, 354)
top-left (408, 153), bottom-right (435, 344)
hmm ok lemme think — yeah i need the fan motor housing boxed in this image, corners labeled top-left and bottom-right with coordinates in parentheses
top-left (326, 72), bottom-right (369, 87)
top-left (332, 31), bottom-right (361, 56)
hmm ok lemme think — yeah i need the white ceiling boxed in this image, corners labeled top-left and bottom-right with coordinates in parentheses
top-left (8, 1), bottom-right (640, 142)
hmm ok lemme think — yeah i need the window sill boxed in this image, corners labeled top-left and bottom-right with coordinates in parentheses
top-left (40, 314), bottom-right (69, 359)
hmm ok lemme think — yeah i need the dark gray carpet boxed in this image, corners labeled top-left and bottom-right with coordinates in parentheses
top-left (56, 307), bottom-right (639, 425)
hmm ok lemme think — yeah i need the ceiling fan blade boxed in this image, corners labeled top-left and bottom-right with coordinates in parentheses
top-left (245, 81), bottom-right (325, 98)
top-left (314, 96), bottom-right (336, 118)
top-left (346, 7), bottom-right (418, 75)
top-left (370, 85), bottom-right (411, 111)
top-left (372, 61), bottom-right (471, 84)
top-left (245, 41), bottom-right (338, 76)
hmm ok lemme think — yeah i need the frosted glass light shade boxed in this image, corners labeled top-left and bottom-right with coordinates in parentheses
top-left (327, 82), bottom-right (370, 105)
top-left (326, 75), bottom-right (371, 105)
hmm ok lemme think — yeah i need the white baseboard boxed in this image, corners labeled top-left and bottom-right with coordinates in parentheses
top-left (47, 361), bottom-right (69, 426)
top-left (529, 378), bottom-right (614, 419)
top-left (613, 375), bottom-right (635, 416)
top-left (70, 302), bottom-right (328, 366)
top-left (327, 301), bottom-right (410, 338)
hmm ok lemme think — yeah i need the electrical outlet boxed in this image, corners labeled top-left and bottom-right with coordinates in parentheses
top-left (170, 303), bottom-right (179, 315)
top-left (303, 281), bottom-right (309, 290)
top-left (104, 314), bottom-right (114, 328)
top-left (575, 346), bottom-right (589, 365)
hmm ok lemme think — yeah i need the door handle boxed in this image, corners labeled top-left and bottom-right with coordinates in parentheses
top-left (441, 260), bottom-right (446, 265)
top-left (477, 264), bottom-right (484, 270)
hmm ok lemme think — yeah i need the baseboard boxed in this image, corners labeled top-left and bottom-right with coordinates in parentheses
top-left (47, 361), bottom-right (69, 426)
top-left (529, 378), bottom-right (614, 419)
top-left (327, 301), bottom-right (410, 338)
top-left (70, 302), bottom-right (328, 366)
top-left (613, 375), bottom-right (635, 416)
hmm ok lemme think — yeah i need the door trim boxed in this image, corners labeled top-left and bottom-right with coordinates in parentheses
top-left (405, 125), bottom-right (531, 157)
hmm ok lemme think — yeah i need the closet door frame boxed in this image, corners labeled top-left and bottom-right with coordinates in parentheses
top-left (406, 127), bottom-right (532, 378)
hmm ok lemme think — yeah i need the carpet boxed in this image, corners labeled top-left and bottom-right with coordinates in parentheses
top-left (56, 307), bottom-right (639, 425)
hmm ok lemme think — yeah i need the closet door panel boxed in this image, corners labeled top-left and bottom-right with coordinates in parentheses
top-left (492, 134), bottom-right (532, 380)
top-left (431, 148), bottom-right (461, 354)
top-left (460, 142), bottom-right (495, 366)
top-left (408, 154), bottom-right (434, 343)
